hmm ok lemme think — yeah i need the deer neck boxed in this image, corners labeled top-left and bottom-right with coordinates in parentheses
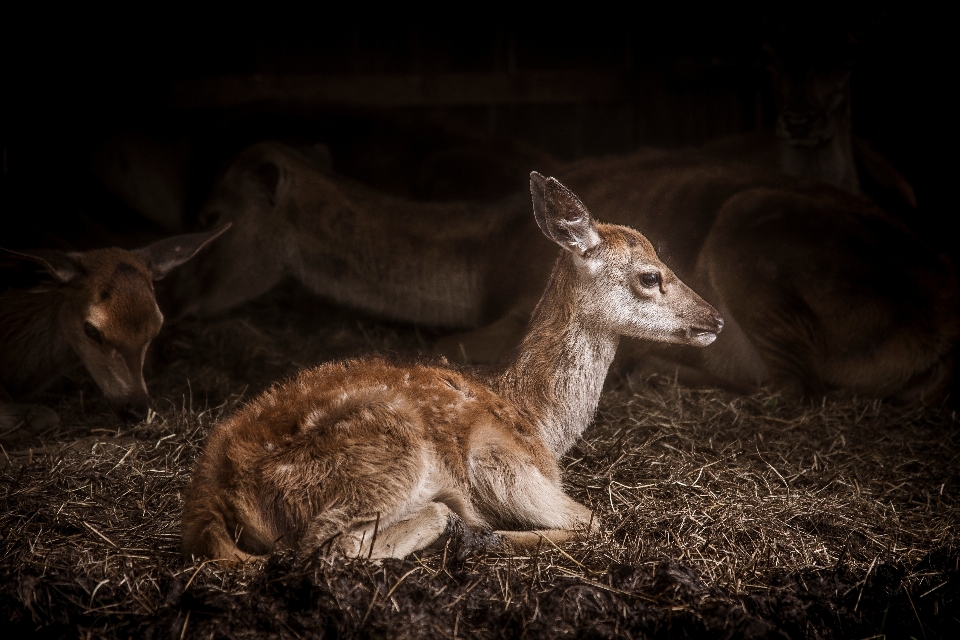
top-left (780, 111), bottom-right (860, 195)
top-left (495, 255), bottom-right (619, 459)
top-left (0, 288), bottom-right (74, 397)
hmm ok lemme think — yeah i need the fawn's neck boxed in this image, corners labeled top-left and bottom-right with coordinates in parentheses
top-left (0, 288), bottom-right (73, 396)
top-left (495, 254), bottom-right (619, 459)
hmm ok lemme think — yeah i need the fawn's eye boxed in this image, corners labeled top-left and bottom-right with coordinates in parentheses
top-left (83, 321), bottom-right (104, 344)
top-left (640, 273), bottom-right (661, 289)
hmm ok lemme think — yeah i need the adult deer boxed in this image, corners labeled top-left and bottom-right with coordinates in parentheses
top-left (172, 141), bottom-right (958, 403)
top-left (181, 172), bottom-right (722, 563)
top-left (0, 226), bottom-right (230, 432)
top-left (703, 43), bottom-right (917, 212)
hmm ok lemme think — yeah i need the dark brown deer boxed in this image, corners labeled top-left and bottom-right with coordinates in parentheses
top-left (171, 141), bottom-right (958, 402)
top-left (181, 173), bottom-right (722, 564)
top-left (0, 226), bottom-right (229, 432)
top-left (703, 41), bottom-right (917, 212)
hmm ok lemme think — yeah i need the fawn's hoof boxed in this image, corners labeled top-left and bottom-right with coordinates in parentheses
top-left (441, 514), bottom-right (501, 561)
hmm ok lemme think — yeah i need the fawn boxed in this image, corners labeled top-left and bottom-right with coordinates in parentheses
top-left (0, 225), bottom-right (229, 432)
top-left (181, 173), bottom-right (722, 563)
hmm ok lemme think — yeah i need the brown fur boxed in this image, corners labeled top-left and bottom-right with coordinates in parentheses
top-left (181, 174), bottom-right (722, 564)
top-left (173, 141), bottom-right (958, 402)
top-left (0, 227), bottom-right (229, 429)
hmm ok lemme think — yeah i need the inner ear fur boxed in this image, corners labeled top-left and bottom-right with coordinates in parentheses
top-left (135, 223), bottom-right (232, 281)
top-left (530, 171), bottom-right (600, 256)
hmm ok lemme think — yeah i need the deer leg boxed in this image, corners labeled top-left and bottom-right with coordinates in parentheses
top-left (307, 502), bottom-right (462, 560)
top-left (490, 488), bottom-right (597, 552)
top-left (490, 491), bottom-right (596, 553)
top-left (494, 529), bottom-right (585, 551)
top-left (469, 452), bottom-right (595, 548)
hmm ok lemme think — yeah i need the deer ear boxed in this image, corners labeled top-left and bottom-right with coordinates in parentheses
top-left (134, 223), bottom-right (232, 280)
top-left (530, 172), bottom-right (600, 256)
top-left (1, 248), bottom-right (83, 283)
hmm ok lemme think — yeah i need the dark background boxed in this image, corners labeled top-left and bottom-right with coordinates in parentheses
top-left (0, 6), bottom-right (949, 257)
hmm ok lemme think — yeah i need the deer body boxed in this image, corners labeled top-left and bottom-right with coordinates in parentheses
top-left (181, 173), bottom-right (722, 563)
top-left (173, 143), bottom-right (532, 327)
top-left (0, 227), bottom-right (229, 431)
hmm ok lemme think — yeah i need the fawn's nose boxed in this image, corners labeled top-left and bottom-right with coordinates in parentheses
top-left (714, 315), bottom-right (724, 332)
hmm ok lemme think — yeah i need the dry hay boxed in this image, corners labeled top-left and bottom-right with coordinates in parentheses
top-left (2, 281), bottom-right (958, 638)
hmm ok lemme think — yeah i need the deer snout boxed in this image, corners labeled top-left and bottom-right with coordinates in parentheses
top-left (779, 111), bottom-right (824, 144)
top-left (687, 313), bottom-right (723, 346)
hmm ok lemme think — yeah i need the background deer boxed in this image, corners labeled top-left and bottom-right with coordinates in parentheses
top-left (181, 172), bottom-right (722, 563)
top-left (0, 226), bottom-right (230, 433)
top-left (171, 141), bottom-right (958, 403)
top-left (702, 37), bottom-right (917, 214)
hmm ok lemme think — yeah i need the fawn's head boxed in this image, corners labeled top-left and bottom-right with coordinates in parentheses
top-left (7, 226), bottom-right (229, 421)
top-left (531, 172), bottom-right (722, 346)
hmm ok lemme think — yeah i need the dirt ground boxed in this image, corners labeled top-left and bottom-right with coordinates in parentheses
top-left (2, 281), bottom-right (958, 639)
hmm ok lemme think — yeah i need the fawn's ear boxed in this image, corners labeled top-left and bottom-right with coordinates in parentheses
top-left (134, 223), bottom-right (232, 280)
top-left (530, 172), bottom-right (601, 256)
top-left (1, 248), bottom-right (83, 283)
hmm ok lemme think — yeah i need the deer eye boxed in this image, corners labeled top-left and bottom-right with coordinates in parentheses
top-left (83, 321), bottom-right (104, 344)
top-left (640, 273), bottom-right (661, 289)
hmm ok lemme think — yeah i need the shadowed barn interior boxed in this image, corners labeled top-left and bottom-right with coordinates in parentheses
top-left (1, 6), bottom-right (957, 638)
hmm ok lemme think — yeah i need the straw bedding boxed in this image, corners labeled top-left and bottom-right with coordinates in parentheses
top-left (2, 281), bottom-right (957, 638)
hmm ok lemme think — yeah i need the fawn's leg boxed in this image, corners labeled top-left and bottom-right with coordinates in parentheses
top-left (469, 451), bottom-right (596, 551)
top-left (307, 502), bottom-right (459, 560)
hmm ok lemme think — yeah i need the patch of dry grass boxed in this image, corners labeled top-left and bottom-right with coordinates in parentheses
top-left (2, 283), bottom-right (958, 638)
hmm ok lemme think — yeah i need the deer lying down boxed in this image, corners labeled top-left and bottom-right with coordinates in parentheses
top-left (181, 173), bottom-right (722, 564)
top-left (0, 225), bottom-right (229, 432)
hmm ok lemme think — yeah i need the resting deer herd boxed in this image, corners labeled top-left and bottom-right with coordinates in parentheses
top-left (2, 108), bottom-right (957, 565)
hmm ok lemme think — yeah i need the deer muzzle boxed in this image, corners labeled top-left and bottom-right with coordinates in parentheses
top-left (687, 314), bottom-right (724, 346)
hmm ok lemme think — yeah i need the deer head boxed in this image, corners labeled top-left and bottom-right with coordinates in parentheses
top-left (764, 39), bottom-right (853, 148)
top-left (530, 172), bottom-right (723, 347)
top-left (5, 225), bottom-right (229, 421)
